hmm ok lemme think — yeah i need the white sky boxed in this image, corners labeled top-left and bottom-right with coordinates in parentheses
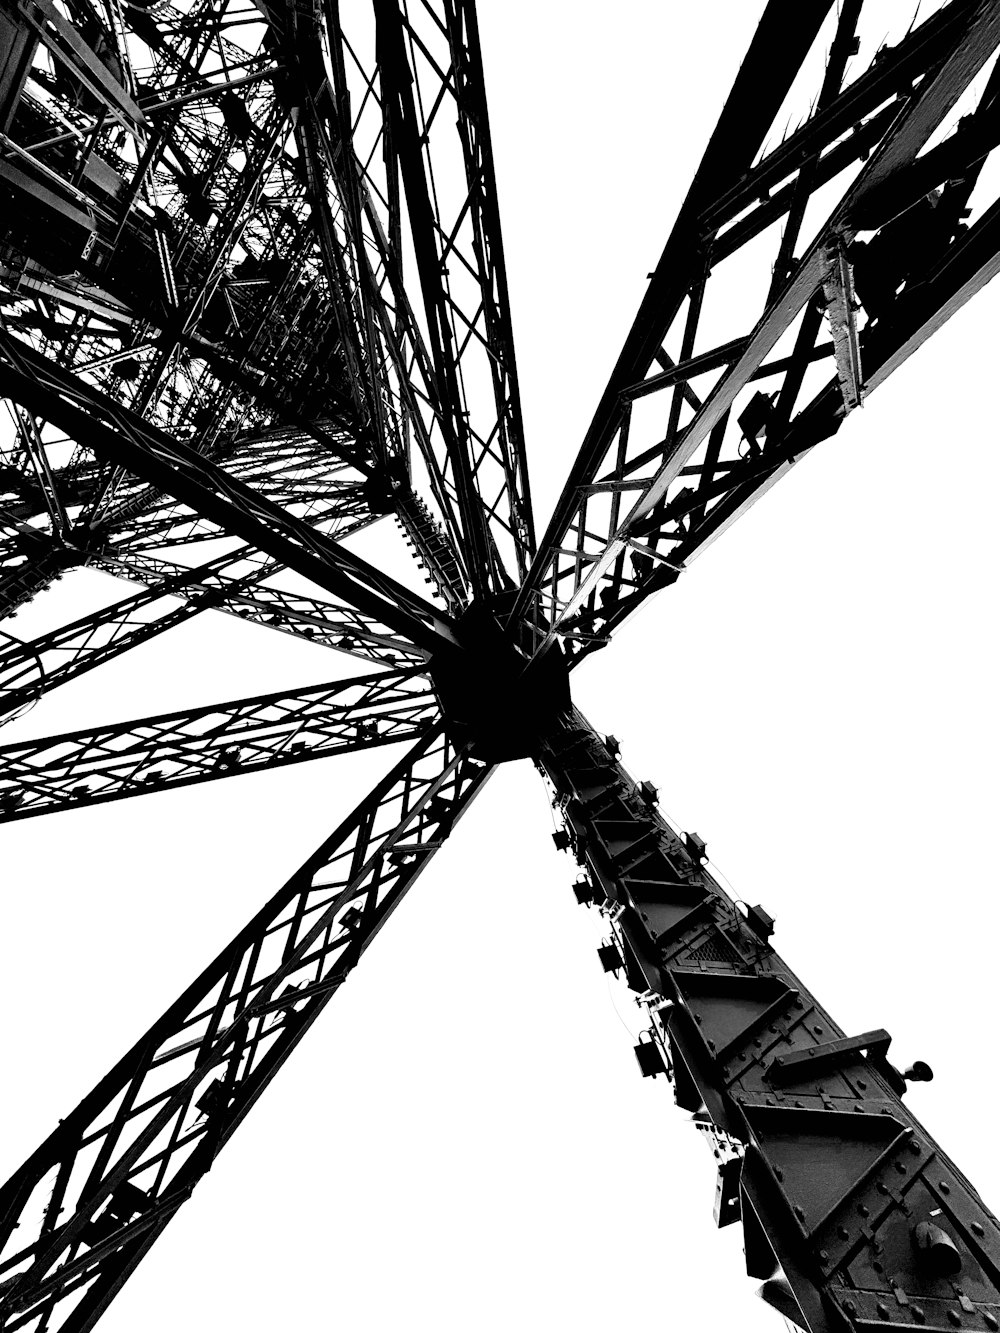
top-left (3, 2), bottom-right (1000, 1331)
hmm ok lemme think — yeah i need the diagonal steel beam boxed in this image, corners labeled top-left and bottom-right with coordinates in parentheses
top-left (371, 0), bottom-right (532, 596)
top-left (91, 548), bottom-right (426, 668)
top-left (562, 2), bottom-right (1000, 637)
top-left (0, 667), bottom-right (437, 821)
top-left (0, 332), bottom-right (456, 653)
top-left (514, 0), bottom-right (837, 625)
top-left (513, 0), bottom-right (1000, 660)
top-left (374, 0), bottom-right (495, 599)
top-left (540, 709), bottom-right (1000, 1333)
top-left (0, 513), bottom-right (402, 722)
top-left (0, 724), bottom-right (492, 1333)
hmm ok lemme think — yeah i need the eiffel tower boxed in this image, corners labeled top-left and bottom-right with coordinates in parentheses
top-left (2, 1), bottom-right (1000, 1329)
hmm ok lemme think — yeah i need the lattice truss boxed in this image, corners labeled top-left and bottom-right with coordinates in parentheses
top-left (1, 1), bottom-right (1000, 1331)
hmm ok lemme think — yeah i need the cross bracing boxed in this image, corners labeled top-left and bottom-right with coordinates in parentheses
top-left (2, 1), bottom-right (1000, 1331)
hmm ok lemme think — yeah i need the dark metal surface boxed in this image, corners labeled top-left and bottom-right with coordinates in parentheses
top-left (540, 712), bottom-right (1000, 1333)
top-left (0, 726), bottom-right (491, 1331)
top-left (2, 0), bottom-right (1000, 1329)
top-left (0, 665), bottom-right (437, 819)
top-left (513, 0), bottom-right (1000, 661)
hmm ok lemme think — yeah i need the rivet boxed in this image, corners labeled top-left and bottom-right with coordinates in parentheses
top-left (838, 1225), bottom-right (850, 1240)
top-left (972, 1222), bottom-right (985, 1237)
top-left (813, 1026), bottom-right (824, 1035)
top-left (877, 1182), bottom-right (889, 1195)
top-left (877, 1303), bottom-right (890, 1318)
top-left (819, 1249), bottom-right (829, 1261)
top-left (909, 1140), bottom-right (921, 1155)
top-left (947, 1312), bottom-right (961, 1328)
top-left (794, 1205), bottom-right (806, 1221)
top-left (895, 1162), bottom-right (907, 1174)
top-left (859, 1205), bottom-right (870, 1218)
top-left (858, 1079), bottom-right (868, 1090)
top-left (913, 1307), bottom-right (926, 1324)
top-left (940, 1183), bottom-right (951, 1195)
top-left (775, 1167), bottom-right (784, 1181)
top-left (844, 1299), bottom-right (857, 1316)
top-left (984, 1314), bottom-right (999, 1332)
top-left (794, 1100), bottom-right (803, 1108)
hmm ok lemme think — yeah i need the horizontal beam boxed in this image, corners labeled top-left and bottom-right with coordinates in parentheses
top-left (0, 667), bottom-right (437, 820)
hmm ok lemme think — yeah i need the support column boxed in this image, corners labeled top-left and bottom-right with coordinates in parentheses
top-left (539, 710), bottom-right (1000, 1333)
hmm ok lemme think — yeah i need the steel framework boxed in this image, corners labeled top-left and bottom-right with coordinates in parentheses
top-left (1, 1), bottom-right (1000, 1329)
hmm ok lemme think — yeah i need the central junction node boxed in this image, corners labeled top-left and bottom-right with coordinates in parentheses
top-left (430, 602), bottom-right (570, 763)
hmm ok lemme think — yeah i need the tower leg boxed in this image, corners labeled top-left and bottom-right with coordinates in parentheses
top-left (540, 709), bottom-right (1000, 1333)
top-left (0, 724), bottom-right (491, 1333)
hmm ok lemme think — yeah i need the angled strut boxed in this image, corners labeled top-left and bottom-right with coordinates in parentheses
top-left (541, 712), bottom-right (1000, 1333)
top-left (0, 726), bottom-right (492, 1333)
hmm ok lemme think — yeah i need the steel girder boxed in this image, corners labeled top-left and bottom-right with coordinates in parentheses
top-left (0, 434), bottom-right (374, 620)
top-left (279, 0), bottom-right (532, 599)
top-left (0, 0), bottom-right (376, 604)
top-left (0, 725), bottom-right (491, 1331)
top-left (0, 331), bottom-right (455, 652)
top-left (540, 712), bottom-right (1000, 1332)
top-left (88, 548), bottom-right (428, 668)
top-left (0, 510), bottom-right (392, 721)
top-left (2, 2), bottom-right (1000, 1333)
top-left (368, 0), bottom-right (534, 595)
top-left (0, 666), bottom-right (437, 819)
top-left (514, 0), bottom-right (1000, 660)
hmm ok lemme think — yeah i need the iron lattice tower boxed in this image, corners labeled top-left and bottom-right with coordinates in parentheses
top-left (1, 1), bottom-right (1000, 1330)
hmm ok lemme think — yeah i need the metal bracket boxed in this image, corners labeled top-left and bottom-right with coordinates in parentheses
top-left (765, 1027), bottom-right (903, 1093)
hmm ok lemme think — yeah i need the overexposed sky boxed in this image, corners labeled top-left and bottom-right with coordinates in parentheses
top-left (3, 3), bottom-right (1000, 1331)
